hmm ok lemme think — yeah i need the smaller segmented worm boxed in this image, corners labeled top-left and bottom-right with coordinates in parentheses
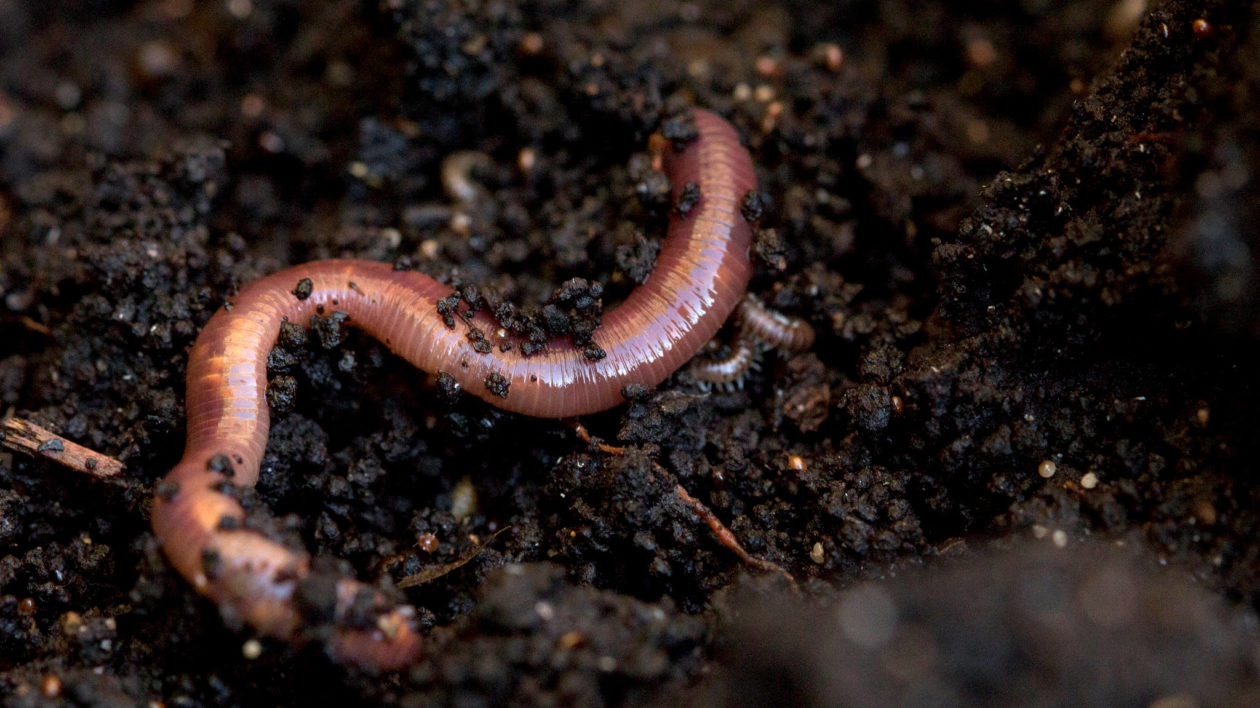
top-left (733, 294), bottom-right (815, 353)
top-left (440, 150), bottom-right (493, 203)
top-left (690, 294), bottom-right (814, 388)
top-left (690, 339), bottom-right (761, 389)
top-left (152, 109), bottom-right (782, 671)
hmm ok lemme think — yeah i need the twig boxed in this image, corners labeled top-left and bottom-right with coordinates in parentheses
top-left (1, 418), bottom-right (123, 479)
top-left (394, 527), bottom-right (511, 588)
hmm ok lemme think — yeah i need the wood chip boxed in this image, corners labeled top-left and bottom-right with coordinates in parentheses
top-left (1, 418), bottom-right (123, 479)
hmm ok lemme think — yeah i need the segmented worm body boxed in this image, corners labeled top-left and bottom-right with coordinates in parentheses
top-left (733, 294), bottom-right (815, 353)
top-left (690, 294), bottom-right (815, 388)
top-left (152, 109), bottom-right (761, 671)
top-left (690, 339), bottom-right (760, 389)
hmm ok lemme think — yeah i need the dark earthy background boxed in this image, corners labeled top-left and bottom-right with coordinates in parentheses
top-left (3, 0), bottom-right (1260, 705)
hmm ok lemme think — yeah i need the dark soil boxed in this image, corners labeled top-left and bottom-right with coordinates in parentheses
top-left (3, 0), bottom-right (1260, 705)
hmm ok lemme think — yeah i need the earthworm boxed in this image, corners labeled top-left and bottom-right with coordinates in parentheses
top-left (689, 294), bottom-right (814, 388)
top-left (152, 108), bottom-right (759, 671)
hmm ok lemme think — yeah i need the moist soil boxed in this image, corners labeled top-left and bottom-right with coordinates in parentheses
top-left (3, 1), bottom-right (1260, 705)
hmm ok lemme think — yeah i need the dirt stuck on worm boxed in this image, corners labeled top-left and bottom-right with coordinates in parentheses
top-left (4, 0), bottom-right (1260, 704)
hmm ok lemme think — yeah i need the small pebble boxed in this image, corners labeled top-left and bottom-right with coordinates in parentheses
top-left (818, 43), bottom-right (844, 71)
top-left (242, 639), bottom-right (262, 660)
top-left (41, 675), bottom-right (62, 699)
top-left (810, 542), bottom-right (825, 564)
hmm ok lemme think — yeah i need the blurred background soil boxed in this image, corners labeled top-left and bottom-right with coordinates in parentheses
top-left (2, 0), bottom-right (1260, 705)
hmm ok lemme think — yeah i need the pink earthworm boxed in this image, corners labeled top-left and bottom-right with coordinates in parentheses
top-left (152, 108), bottom-right (761, 671)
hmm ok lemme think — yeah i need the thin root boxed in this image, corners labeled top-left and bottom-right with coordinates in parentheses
top-left (569, 420), bottom-right (795, 585)
top-left (673, 482), bottom-right (796, 587)
top-left (569, 420), bottom-right (627, 455)
top-left (0, 314), bottom-right (53, 337)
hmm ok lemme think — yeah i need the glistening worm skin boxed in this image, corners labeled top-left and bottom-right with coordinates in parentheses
top-left (151, 109), bottom-right (758, 671)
